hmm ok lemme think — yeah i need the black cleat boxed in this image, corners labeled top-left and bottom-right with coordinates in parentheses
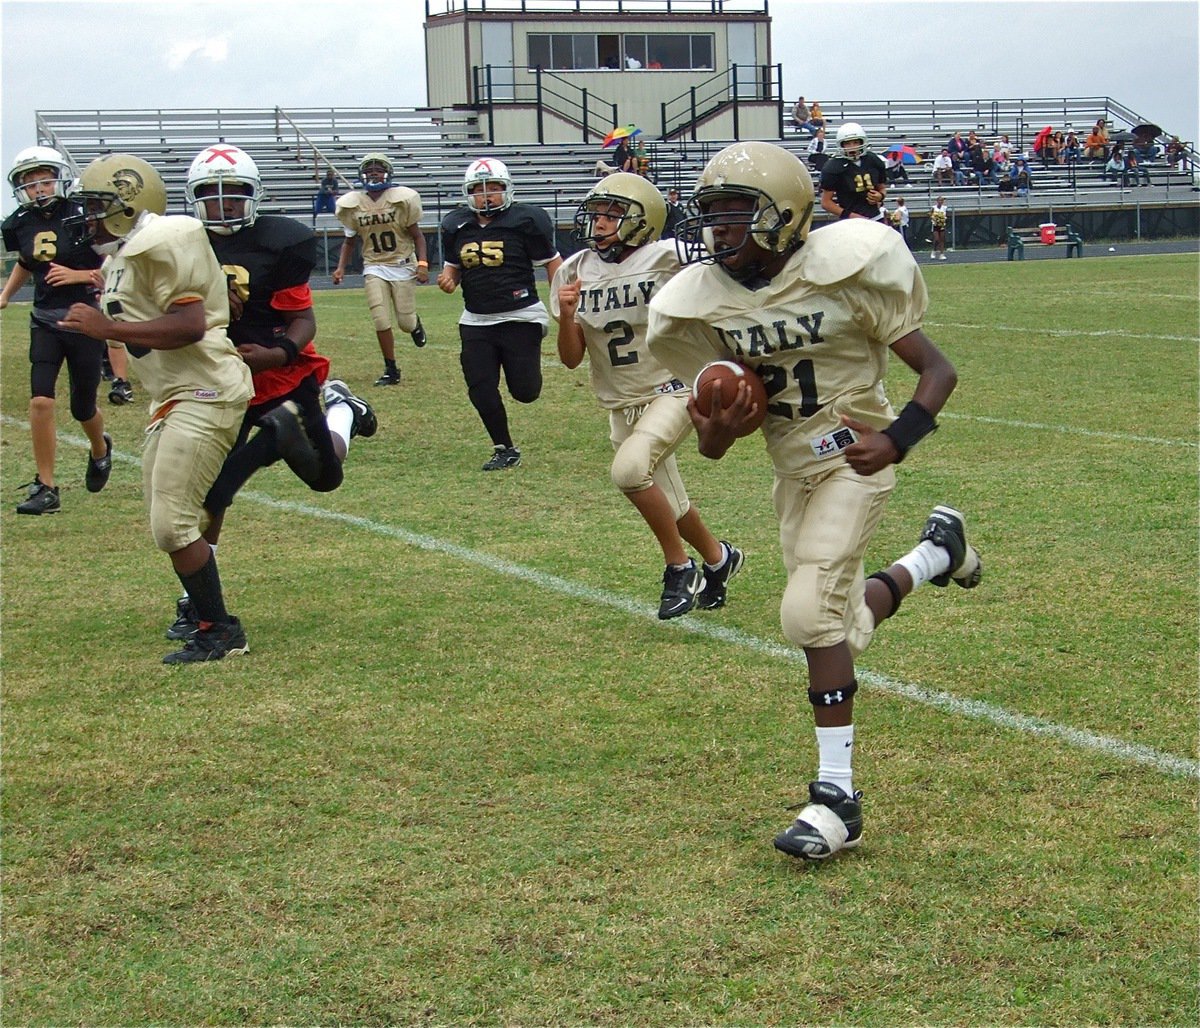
top-left (16, 477), bottom-right (60, 515)
top-left (108, 378), bottom-right (134, 405)
top-left (697, 541), bottom-right (744, 610)
top-left (658, 559), bottom-right (703, 620)
top-left (773, 781), bottom-right (864, 860)
top-left (85, 433), bottom-right (113, 493)
top-left (259, 400), bottom-right (321, 484)
top-left (410, 318), bottom-right (427, 348)
top-left (322, 379), bottom-right (377, 438)
top-left (374, 367), bottom-right (401, 386)
top-left (101, 353), bottom-right (115, 381)
top-left (162, 616), bottom-right (249, 664)
top-left (481, 445), bottom-right (521, 471)
top-left (919, 505), bottom-right (982, 588)
top-left (165, 596), bottom-right (199, 641)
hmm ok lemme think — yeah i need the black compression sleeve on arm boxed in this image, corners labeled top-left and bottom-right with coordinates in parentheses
top-left (881, 400), bottom-right (937, 462)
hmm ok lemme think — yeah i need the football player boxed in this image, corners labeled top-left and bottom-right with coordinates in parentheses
top-left (438, 158), bottom-right (562, 470)
top-left (647, 142), bottom-right (983, 860)
top-left (166, 144), bottom-right (377, 642)
top-left (0, 146), bottom-right (113, 514)
top-left (552, 173), bottom-right (743, 620)
top-left (819, 122), bottom-right (888, 221)
top-left (332, 153), bottom-right (428, 385)
top-left (58, 154), bottom-right (255, 664)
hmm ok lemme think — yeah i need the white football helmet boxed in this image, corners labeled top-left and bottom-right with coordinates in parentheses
top-left (573, 172), bottom-right (666, 262)
top-left (185, 144), bottom-right (262, 234)
top-left (8, 145), bottom-right (76, 210)
top-left (70, 154), bottom-right (167, 242)
top-left (462, 157), bottom-right (514, 213)
top-left (677, 141), bottom-right (814, 275)
top-left (358, 153), bottom-right (394, 192)
top-left (836, 122), bottom-right (870, 161)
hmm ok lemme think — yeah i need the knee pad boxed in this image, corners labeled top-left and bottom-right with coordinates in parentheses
top-left (780, 563), bottom-right (834, 649)
top-left (611, 434), bottom-right (654, 494)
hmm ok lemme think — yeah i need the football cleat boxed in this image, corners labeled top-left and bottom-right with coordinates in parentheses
top-left (162, 616), bottom-right (248, 664)
top-left (773, 781), bottom-right (864, 860)
top-left (410, 318), bottom-right (427, 348)
top-left (697, 541), bottom-right (745, 610)
top-left (15, 477), bottom-right (60, 515)
top-left (919, 505), bottom-right (982, 588)
top-left (375, 367), bottom-right (401, 386)
top-left (322, 379), bottom-right (378, 438)
top-left (108, 378), bottom-right (134, 405)
top-left (100, 353), bottom-right (114, 381)
top-left (658, 559), bottom-right (703, 620)
top-left (85, 433), bottom-right (112, 493)
top-left (258, 400), bottom-right (321, 484)
top-left (165, 596), bottom-right (198, 641)
top-left (481, 445), bottom-right (521, 471)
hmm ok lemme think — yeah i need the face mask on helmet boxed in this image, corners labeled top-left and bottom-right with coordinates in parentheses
top-left (674, 142), bottom-right (814, 281)
top-left (185, 144), bottom-right (262, 233)
top-left (358, 153), bottom-right (393, 192)
top-left (8, 146), bottom-right (75, 210)
top-left (66, 154), bottom-right (167, 247)
top-left (462, 158), bottom-right (514, 213)
top-left (572, 172), bottom-right (665, 262)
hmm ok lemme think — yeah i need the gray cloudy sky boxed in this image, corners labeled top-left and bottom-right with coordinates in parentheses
top-left (2, 0), bottom-right (1197, 214)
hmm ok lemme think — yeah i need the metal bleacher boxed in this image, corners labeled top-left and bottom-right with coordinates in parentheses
top-left (32, 96), bottom-right (1199, 244)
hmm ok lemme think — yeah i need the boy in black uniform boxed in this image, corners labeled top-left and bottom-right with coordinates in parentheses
top-left (819, 122), bottom-right (888, 222)
top-left (166, 143), bottom-right (377, 639)
top-left (1, 146), bottom-right (113, 514)
top-left (437, 157), bottom-right (563, 470)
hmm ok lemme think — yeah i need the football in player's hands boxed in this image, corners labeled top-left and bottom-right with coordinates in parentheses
top-left (692, 360), bottom-right (768, 436)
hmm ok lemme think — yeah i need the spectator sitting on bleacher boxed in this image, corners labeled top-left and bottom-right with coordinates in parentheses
top-left (998, 169), bottom-right (1015, 196)
top-left (1103, 145), bottom-right (1125, 183)
top-left (884, 150), bottom-right (910, 186)
top-left (932, 149), bottom-right (954, 186)
top-left (791, 96), bottom-right (811, 132)
top-left (1085, 119), bottom-right (1109, 159)
top-left (806, 128), bottom-right (829, 171)
top-left (1062, 131), bottom-right (1081, 163)
top-left (1166, 136), bottom-right (1188, 170)
top-left (595, 138), bottom-right (635, 178)
top-left (951, 150), bottom-right (970, 186)
top-left (995, 134), bottom-right (1014, 158)
top-left (795, 100), bottom-right (825, 136)
top-left (992, 142), bottom-right (1013, 179)
top-left (947, 131), bottom-right (969, 164)
top-left (1122, 150), bottom-right (1151, 187)
top-left (969, 144), bottom-right (996, 185)
top-left (1012, 158), bottom-right (1032, 194)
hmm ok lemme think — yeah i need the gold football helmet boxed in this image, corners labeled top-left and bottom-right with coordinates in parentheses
top-left (573, 172), bottom-right (666, 262)
top-left (72, 154), bottom-right (167, 241)
top-left (677, 141), bottom-right (814, 270)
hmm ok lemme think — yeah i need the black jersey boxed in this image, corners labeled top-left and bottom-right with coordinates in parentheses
top-left (440, 203), bottom-right (558, 315)
top-left (205, 215), bottom-right (316, 347)
top-left (1, 199), bottom-right (102, 321)
top-left (819, 153), bottom-right (888, 219)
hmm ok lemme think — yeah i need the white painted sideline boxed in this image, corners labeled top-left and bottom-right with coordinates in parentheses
top-left (5, 416), bottom-right (1196, 781)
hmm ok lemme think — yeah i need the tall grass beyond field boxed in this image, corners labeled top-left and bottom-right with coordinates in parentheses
top-left (2, 254), bottom-right (1197, 1025)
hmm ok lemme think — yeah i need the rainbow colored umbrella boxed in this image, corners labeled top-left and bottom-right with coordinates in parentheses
top-left (885, 144), bottom-right (922, 165)
top-left (603, 125), bottom-right (642, 148)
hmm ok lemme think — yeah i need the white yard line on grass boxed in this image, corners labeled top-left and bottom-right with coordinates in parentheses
top-left (7, 415), bottom-right (1198, 781)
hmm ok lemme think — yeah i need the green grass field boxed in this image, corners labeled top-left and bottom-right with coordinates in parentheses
top-left (2, 253), bottom-right (1197, 1025)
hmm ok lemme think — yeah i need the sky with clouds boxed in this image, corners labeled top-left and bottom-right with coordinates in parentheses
top-left (1, 0), bottom-right (1197, 214)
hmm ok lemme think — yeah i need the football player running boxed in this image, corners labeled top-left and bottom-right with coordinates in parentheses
top-left (332, 153), bottom-right (429, 386)
top-left (552, 173), bottom-right (744, 620)
top-left (1, 147), bottom-right (113, 515)
top-left (58, 155), bottom-right (254, 664)
top-left (819, 122), bottom-right (889, 222)
top-left (647, 142), bottom-right (983, 860)
top-left (438, 158), bottom-right (562, 470)
top-left (163, 144), bottom-right (377, 642)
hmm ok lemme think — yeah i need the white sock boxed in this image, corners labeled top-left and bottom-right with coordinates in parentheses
top-left (895, 539), bottom-right (950, 591)
top-left (705, 543), bottom-right (729, 571)
top-left (815, 724), bottom-right (855, 795)
top-left (326, 404), bottom-right (353, 452)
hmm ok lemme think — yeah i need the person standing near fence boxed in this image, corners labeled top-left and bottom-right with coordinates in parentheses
top-left (332, 153), bottom-right (429, 386)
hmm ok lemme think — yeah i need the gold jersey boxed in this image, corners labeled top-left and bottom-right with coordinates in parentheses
top-left (648, 218), bottom-right (927, 478)
top-left (99, 214), bottom-right (252, 417)
top-left (335, 186), bottom-right (423, 267)
top-left (551, 240), bottom-right (687, 410)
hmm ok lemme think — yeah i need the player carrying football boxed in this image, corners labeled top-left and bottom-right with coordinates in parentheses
top-left (648, 142), bottom-right (983, 860)
top-left (552, 173), bottom-right (743, 620)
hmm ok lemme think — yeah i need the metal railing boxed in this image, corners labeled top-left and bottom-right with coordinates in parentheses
top-left (659, 63), bottom-right (782, 140)
top-left (471, 65), bottom-right (618, 144)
